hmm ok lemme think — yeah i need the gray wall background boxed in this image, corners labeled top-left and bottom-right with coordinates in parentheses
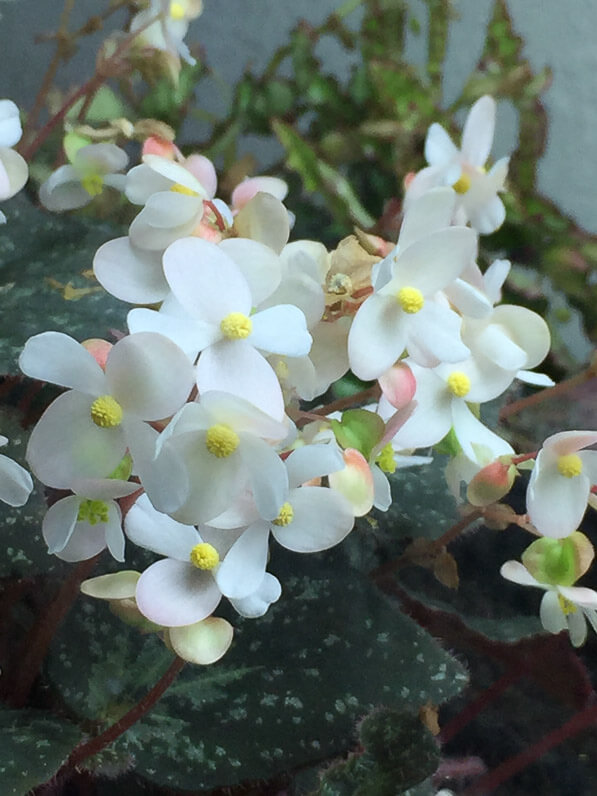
top-left (1, 0), bottom-right (596, 232)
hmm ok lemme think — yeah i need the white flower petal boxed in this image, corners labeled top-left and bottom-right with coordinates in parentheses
top-left (348, 293), bottom-right (406, 381)
top-left (168, 617), bottom-right (233, 664)
top-left (461, 95), bottom-right (495, 167)
top-left (424, 123), bottom-right (459, 166)
top-left (19, 331), bottom-right (106, 395)
top-left (81, 571), bottom-right (140, 600)
top-left (500, 560), bottom-right (544, 588)
top-left (214, 521), bottom-right (270, 599)
top-left (94, 237), bottom-right (169, 304)
top-left (250, 305), bottom-right (312, 356)
top-left (272, 486), bottom-right (354, 552)
top-left (42, 495), bottom-right (80, 553)
top-left (539, 590), bottom-right (567, 634)
top-left (104, 501), bottom-right (125, 561)
top-left (219, 238), bottom-right (282, 305)
top-left (229, 572), bottom-right (282, 618)
top-left (527, 463), bottom-right (589, 538)
top-left (0, 454), bottom-right (33, 506)
top-left (239, 435), bottom-right (288, 521)
top-left (125, 492), bottom-right (198, 559)
top-left (285, 443), bottom-right (345, 489)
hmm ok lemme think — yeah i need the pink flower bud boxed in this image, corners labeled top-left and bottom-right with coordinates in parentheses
top-left (81, 338), bottom-right (113, 370)
top-left (378, 362), bottom-right (416, 410)
top-left (467, 459), bottom-right (516, 507)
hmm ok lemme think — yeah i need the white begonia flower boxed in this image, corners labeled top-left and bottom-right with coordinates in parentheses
top-left (42, 477), bottom-right (140, 562)
top-left (130, 0), bottom-right (202, 67)
top-left (406, 96), bottom-right (509, 234)
top-left (125, 493), bottom-right (281, 626)
top-left (207, 443), bottom-right (355, 598)
top-left (526, 431), bottom-right (597, 538)
top-left (231, 175), bottom-right (288, 213)
top-left (0, 436), bottom-right (33, 506)
top-left (128, 237), bottom-right (311, 420)
top-left (501, 559), bottom-right (597, 648)
top-left (126, 155), bottom-right (210, 250)
top-left (39, 143), bottom-right (128, 212)
top-left (385, 359), bottom-right (513, 460)
top-left (159, 391), bottom-right (289, 525)
top-left (0, 99), bottom-right (23, 148)
top-left (348, 225), bottom-right (476, 380)
top-left (19, 331), bottom-right (195, 490)
top-left (444, 257), bottom-right (511, 320)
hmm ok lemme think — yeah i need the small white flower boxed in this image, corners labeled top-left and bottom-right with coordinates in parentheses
top-left (0, 435), bottom-right (33, 507)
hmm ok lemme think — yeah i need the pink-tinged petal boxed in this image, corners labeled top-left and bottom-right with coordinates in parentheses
top-left (539, 590), bottom-right (567, 634)
top-left (232, 176), bottom-right (288, 209)
top-left (219, 238), bottom-right (282, 305)
top-left (106, 332), bottom-right (194, 420)
top-left (184, 154), bottom-right (217, 197)
top-left (285, 444), bottom-right (345, 489)
top-left (559, 585), bottom-right (597, 610)
top-left (239, 435), bottom-right (288, 521)
top-left (500, 560), bottom-right (545, 588)
top-left (0, 454), bottom-right (33, 506)
top-left (348, 294), bottom-right (406, 381)
top-left (388, 227), bottom-right (477, 295)
top-left (136, 559), bottom-right (222, 627)
top-left (55, 523), bottom-right (107, 562)
top-left (19, 331), bottom-right (106, 395)
top-left (328, 448), bottom-right (374, 517)
top-left (424, 123), bottom-right (459, 167)
top-left (197, 341), bottom-right (285, 421)
top-left (164, 237), bottom-right (251, 322)
top-left (543, 431), bottom-right (597, 457)
top-left (104, 501), bottom-right (125, 562)
top-left (42, 495), bottom-right (80, 553)
top-left (125, 419), bottom-right (189, 515)
top-left (461, 95), bottom-right (495, 167)
top-left (398, 187), bottom-right (456, 249)
top-left (26, 391), bottom-right (126, 488)
top-left (379, 362), bottom-right (417, 410)
top-left (214, 521), bottom-right (270, 599)
top-left (81, 571), bottom-right (140, 600)
top-left (273, 486), bottom-right (354, 551)
top-left (372, 465), bottom-right (392, 511)
top-left (527, 464), bottom-right (590, 538)
top-left (125, 493), bottom-right (198, 559)
top-left (407, 304), bottom-right (470, 366)
top-left (141, 155), bottom-right (207, 196)
top-left (168, 617), bottom-right (233, 664)
top-left (94, 237), bottom-right (169, 304)
top-left (250, 305), bottom-right (312, 356)
top-left (229, 573), bottom-right (281, 618)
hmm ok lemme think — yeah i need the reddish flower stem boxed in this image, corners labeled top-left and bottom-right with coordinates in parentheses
top-left (499, 369), bottom-right (597, 422)
top-left (439, 668), bottom-right (522, 745)
top-left (57, 656), bottom-right (185, 775)
top-left (3, 554), bottom-right (100, 707)
top-left (462, 697), bottom-right (597, 795)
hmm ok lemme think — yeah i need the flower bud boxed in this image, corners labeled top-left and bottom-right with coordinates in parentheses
top-left (466, 459), bottom-right (516, 506)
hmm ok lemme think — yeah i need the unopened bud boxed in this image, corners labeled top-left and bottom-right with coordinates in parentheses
top-left (82, 338), bottom-right (112, 370)
top-left (467, 460), bottom-right (516, 507)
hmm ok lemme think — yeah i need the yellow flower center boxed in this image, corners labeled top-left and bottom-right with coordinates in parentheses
top-left (272, 502), bottom-right (294, 526)
top-left (170, 182), bottom-right (199, 196)
top-left (397, 286), bottom-right (424, 314)
top-left (205, 424), bottom-right (239, 458)
top-left (447, 371), bottom-right (471, 398)
top-left (220, 312), bottom-right (253, 340)
top-left (558, 593), bottom-right (578, 616)
top-left (169, 1), bottom-right (186, 20)
top-left (557, 453), bottom-right (583, 478)
top-left (452, 172), bottom-right (471, 194)
top-left (81, 173), bottom-right (104, 197)
top-left (376, 442), bottom-right (396, 474)
top-left (189, 542), bottom-right (219, 570)
top-left (77, 499), bottom-right (110, 525)
top-left (90, 395), bottom-right (123, 428)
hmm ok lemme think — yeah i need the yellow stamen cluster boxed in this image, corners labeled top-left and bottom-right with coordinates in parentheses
top-left (189, 542), bottom-right (220, 570)
top-left (169, 1), bottom-right (186, 20)
top-left (397, 286), bottom-right (424, 314)
top-left (81, 173), bottom-right (104, 197)
top-left (205, 424), bottom-right (239, 458)
top-left (452, 173), bottom-right (471, 194)
top-left (446, 371), bottom-right (471, 398)
top-left (376, 443), bottom-right (396, 474)
top-left (557, 453), bottom-right (583, 478)
top-left (272, 502), bottom-right (294, 527)
top-left (77, 499), bottom-right (110, 526)
top-left (90, 395), bottom-right (123, 428)
top-left (220, 312), bottom-right (253, 340)
top-left (558, 594), bottom-right (578, 616)
top-left (170, 182), bottom-right (198, 196)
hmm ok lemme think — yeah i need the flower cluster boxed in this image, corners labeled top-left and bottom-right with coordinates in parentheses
top-left (13, 94), bottom-right (597, 661)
